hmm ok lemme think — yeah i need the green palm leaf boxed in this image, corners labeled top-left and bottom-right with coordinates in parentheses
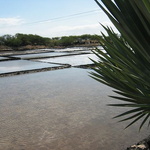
top-left (90, 0), bottom-right (150, 129)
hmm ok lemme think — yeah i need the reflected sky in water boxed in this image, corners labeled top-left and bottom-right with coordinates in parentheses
top-left (12, 52), bottom-right (70, 59)
top-left (37, 54), bottom-right (97, 66)
top-left (0, 60), bottom-right (61, 74)
top-left (0, 68), bottom-right (149, 150)
top-left (0, 56), bottom-right (11, 61)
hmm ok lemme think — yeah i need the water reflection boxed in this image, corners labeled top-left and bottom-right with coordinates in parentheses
top-left (37, 54), bottom-right (97, 66)
top-left (0, 56), bottom-right (11, 61)
top-left (0, 68), bottom-right (148, 150)
top-left (0, 60), bottom-right (61, 74)
top-left (12, 52), bottom-right (70, 59)
top-left (12, 50), bottom-right (92, 60)
top-left (55, 47), bottom-right (91, 52)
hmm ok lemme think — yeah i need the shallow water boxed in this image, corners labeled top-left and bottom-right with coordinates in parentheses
top-left (37, 54), bottom-right (97, 66)
top-left (0, 56), bottom-right (11, 61)
top-left (12, 51), bottom-right (91, 60)
top-left (0, 60), bottom-right (61, 74)
top-left (0, 68), bottom-right (149, 150)
top-left (55, 47), bottom-right (90, 52)
top-left (0, 48), bottom-right (96, 76)
top-left (12, 52), bottom-right (70, 59)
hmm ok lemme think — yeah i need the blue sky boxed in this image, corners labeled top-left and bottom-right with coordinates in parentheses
top-left (0, 0), bottom-right (116, 38)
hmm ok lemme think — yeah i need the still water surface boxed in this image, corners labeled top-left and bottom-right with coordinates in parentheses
top-left (12, 51), bottom-right (90, 60)
top-left (0, 60), bottom-right (61, 74)
top-left (0, 56), bottom-right (11, 61)
top-left (0, 68), bottom-right (149, 150)
top-left (37, 54), bottom-right (97, 66)
top-left (12, 52), bottom-right (70, 59)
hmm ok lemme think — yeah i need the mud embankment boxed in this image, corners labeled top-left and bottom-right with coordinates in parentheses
top-left (0, 64), bottom-right (71, 77)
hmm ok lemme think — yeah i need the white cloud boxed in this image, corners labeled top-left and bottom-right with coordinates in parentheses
top-left (0, 17), bottom-right (24, 27)
top-left (39, 23), bottom-right (102, 37)
top-left (101, 21), bottom-right (114, 26)
top-left (0, 17), bottom-right (25, 36)
top-left (43, 22), bottom-right (119, 37)
top-left (101, 21), bottom-right (119, 33)
top-left (64, 24), bottom-right (100, 31)
top-left (0, 17), bottom-right (119, 38)
top-left (52, 24), bottom-right (100, 32)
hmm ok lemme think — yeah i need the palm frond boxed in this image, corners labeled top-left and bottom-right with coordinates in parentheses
top-left (91, 0), bottom-right (150, 129)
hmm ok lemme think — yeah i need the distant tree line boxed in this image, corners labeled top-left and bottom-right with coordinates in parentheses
top-left (0, 34), bottom-right (51, 48)
top-left (0, 33), bottom-right (102, 48)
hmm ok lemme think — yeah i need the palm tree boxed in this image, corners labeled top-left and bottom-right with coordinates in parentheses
top-left (90, 0), bottom-right (150, 130)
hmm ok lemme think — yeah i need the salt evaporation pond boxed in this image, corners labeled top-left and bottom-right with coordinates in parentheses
top-left (0, 60), bottom-right (61, 74)
top-left (0, 68), bottom-right (149, 150)
top-left (55, 47), bottom-right (90, 52)
top-left (12, 51), bottom-right (91, 60)
top-left (12, 52), bottom-right (70, 59)
top-left (0, 56), bottom-right (11, 61)
top-left (37, 54), bottom-right (97, 66)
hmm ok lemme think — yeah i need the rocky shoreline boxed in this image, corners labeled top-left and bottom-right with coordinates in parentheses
top-left (126, 136), bottom-right (150, 150)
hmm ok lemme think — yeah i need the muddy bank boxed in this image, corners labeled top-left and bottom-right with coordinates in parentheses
top-left (0, 45), bottom-right (12, 51)
top-left (0, 64), bottom-right (71, 77)
top-left (0, 45), bottom-right (49, 51)
top-left (0, 49), bottom-right (54, 57)
top-left (74, 64), bottom-right (95, 69)
top-left (0, 43), bottom-right (98, 51)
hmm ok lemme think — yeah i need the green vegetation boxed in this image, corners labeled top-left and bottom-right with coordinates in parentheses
top-left (90, 0), bottom-right (150, 130)
top-left (0, 33), bottom-right (101, 49)
top-left (0, 34), bottom-right (50, 47)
